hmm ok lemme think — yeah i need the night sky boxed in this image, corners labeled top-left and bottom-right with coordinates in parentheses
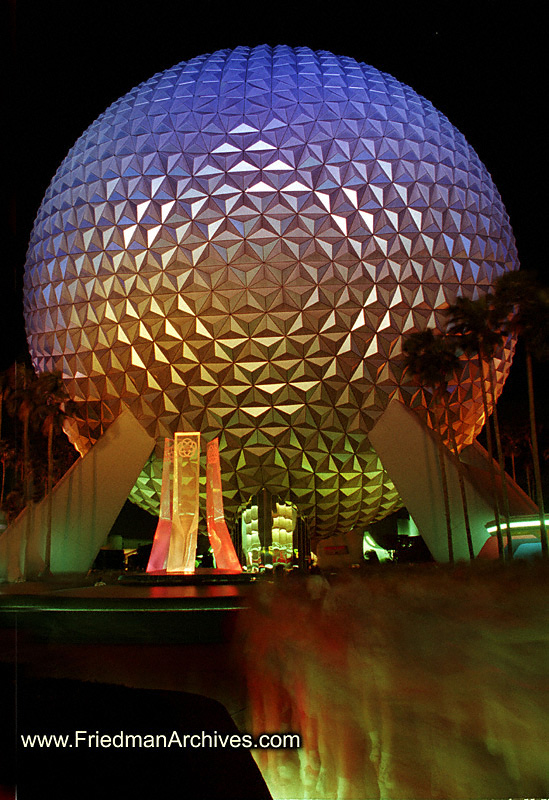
top-left (7, 1), bottom-right (547, 418)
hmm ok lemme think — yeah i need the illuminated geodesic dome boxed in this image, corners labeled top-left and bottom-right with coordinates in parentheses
top-left (23, 45), bottom-right (517, 536)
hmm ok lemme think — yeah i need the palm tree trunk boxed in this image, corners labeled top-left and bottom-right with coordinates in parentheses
top-left (44, 422), bottom-right (54, 576)
top-left (445, 397), bottom-right (474, 559)
top-left (526, 349), bottom-right (548, 557)
top-left (23, 410), bottom-right (32, 576)
top-left (438, 438), bottom-right (454, 563)
top-left (526, 464), bottom-right (533, 499)
top-left (489, 362), bottom-right (513, 559)
top-left (1, 458), bottom-right (5, 507)
top-left (432, 405), bottom-right (453, 563)
top-left (477, 353), bottom-right (504, 559)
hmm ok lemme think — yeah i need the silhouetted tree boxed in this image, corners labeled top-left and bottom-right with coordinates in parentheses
top-left (445, 296), bottom-right (510, 559)
top-left (0, 441), bottom-right (15, 508)
top-left (5, 363), bottom-right (40, 571)
top-left (500, 423), bottom-right (530, 486)
top-left (404, 328), bottom-right (474, 561)
top-left (0, 370), bottom-right (9, 442)
top-left (494, 271), bottom-right (549, 558)
top-left (1, 365), bottom-right (79, 568)
top-left (34, 371), bottom-right (75, 575)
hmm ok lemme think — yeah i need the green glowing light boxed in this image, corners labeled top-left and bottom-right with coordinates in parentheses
top-left (485, 516), bottom-right (549, 534)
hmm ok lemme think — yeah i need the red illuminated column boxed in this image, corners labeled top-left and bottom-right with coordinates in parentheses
top-left (206, 438), bottom-right (242, 572)
top-left (146, 438), bottom-right (173, 572)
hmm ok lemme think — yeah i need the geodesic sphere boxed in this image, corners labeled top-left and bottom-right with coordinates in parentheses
top-left (23, 45), bottom-right (517, 535)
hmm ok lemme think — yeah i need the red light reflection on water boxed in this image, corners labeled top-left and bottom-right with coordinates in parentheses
top-left (148, 585), bottom-right (240, 599)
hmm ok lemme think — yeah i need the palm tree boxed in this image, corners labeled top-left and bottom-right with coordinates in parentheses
top-left (6, 364), bottom-right (38, 506)
top-left (444, 296), bottom-right (510, 560)
top-left (494, 271), bottom-right (549, 558)
top-left (403, 328), bottom-right (474, 561)
top-left (0, 440), bottom-right (15, 508)
top-left (0, 369), bottom-right (9, 441)
top-left (5, 363), bottom-right (41, 573)
top-left (0, 368), bottom-right (14, 510)
top-left (3, 365), bottom-right (76, 575)
top-left (500, 422), bottom-right (528, 485)
top-left (33, 371), bottom-right (74, 576)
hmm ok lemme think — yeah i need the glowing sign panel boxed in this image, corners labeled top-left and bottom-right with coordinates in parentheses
top-left (167, 433), bottom-right (200, 573)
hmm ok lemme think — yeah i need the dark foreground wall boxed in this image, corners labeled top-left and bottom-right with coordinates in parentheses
top-left (0, 672), bottom-right (271, 800)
